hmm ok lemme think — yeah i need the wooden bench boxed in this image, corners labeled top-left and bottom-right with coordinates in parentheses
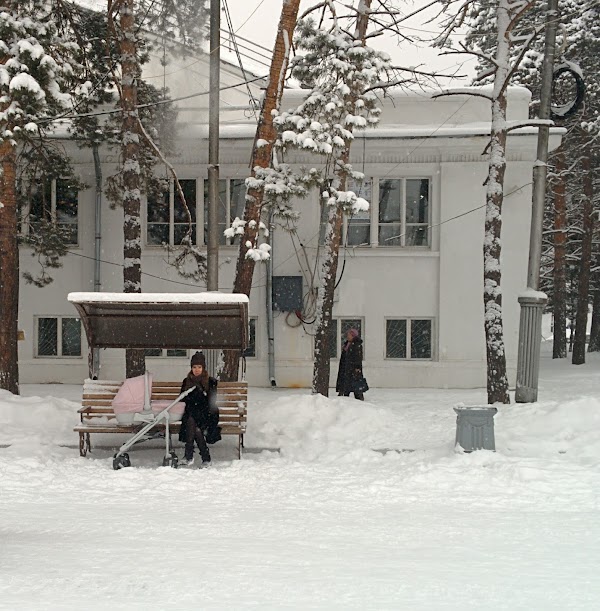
top-left (74, 380), bottom-right (248, 459)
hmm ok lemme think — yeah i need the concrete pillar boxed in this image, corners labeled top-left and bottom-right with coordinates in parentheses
top-left (515, 293), bottom-right (548, 403)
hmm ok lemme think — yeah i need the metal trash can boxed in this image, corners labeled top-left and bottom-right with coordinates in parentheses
top-left (454, 406), bottom-right (498, 452)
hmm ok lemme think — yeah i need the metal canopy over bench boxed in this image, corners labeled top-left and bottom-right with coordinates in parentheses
top-left (68, 292), bottom-right (249, 465)
top-left (69, 292), bottom-right (249, 351)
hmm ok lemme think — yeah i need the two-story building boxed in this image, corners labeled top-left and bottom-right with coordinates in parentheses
top-left (16, 50), bottom-right (562, 388)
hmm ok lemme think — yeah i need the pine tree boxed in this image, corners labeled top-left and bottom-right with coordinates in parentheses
top-left (105, 0), bottom-right (207, 378)
top-left (0, 0), bottom-right (81, 393)
top-left (220, 0), bottom-right (302, 382)
top-left (272, 2), bottom-right (392, 395)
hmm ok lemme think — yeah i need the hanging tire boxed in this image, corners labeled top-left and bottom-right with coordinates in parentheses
top-left (113, 453), bottom-right (131, 470)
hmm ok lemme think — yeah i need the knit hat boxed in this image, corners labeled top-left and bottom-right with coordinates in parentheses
top-left (190, 351), bottom-right (206, 368)
top-left (347, 328), bottom-right (360, 340)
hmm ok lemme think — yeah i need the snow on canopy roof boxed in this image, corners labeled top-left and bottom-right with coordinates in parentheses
top-left (67, 292), bottom-right (249, 305)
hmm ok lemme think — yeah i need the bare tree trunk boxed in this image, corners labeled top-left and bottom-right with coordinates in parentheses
top-left (120, 0), bottom-right (145, 377)
top-left (312, 1), bottom-right (372, 396)
top-left (588, 278), bottom-right (600, 352)
top-left (221, 0), bottom-right (301, 382)
top-left (552, 148), bottom-right (567, 358)
top-left (312, 196), bottom-right (345, 395)
top-left (0, 141), bottom-right (19, 394)
top-left (483, 98), bottom-right (510, 404)
top-left (480, 2), bottom-right (513, 405)
top-left (572, 136), bottom-right (594, 364)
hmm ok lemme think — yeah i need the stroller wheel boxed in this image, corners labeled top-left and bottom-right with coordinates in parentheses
top-left (113, 453), bottom-right (131, 470)
top-left (162, 453), bottom-right (178, 469)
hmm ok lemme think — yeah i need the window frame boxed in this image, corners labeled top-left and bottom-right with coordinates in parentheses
top-left (144, 348), bottom-right (189, 358)
top-left (146, 178), bottom-right (198, 247)
top-left (242, 317), bottom-right (258, 359)
top-left (319, 176), bottom-right (432, 249)
top-left (202, 177), bottom-right (247, 247)
top-left (21, 178), bottom-right (80, 246)
top-left (319, 179), bottom-right (373, 248)
top-left (145, 177), bottom-right (248, 248)
top-left (35, 315), bottom-right (83, 359)
top-left (376, 177), bottom-right (431, 248)
top-left (384, 317), bottom-right (435, 361)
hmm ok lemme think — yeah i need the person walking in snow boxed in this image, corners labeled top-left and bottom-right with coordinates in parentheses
top-left (336, 328), bottom-right (366, 401)
top-left (178, 352), bottom-right (221, 467)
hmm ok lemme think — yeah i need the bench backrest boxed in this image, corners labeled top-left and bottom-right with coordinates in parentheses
top-left (81, 380), bottom-right (248, 426)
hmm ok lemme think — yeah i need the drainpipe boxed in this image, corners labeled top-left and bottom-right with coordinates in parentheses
top-left (91, 142), bottom-right (102, 379)
top-left (207, 0), bottom-right (220, 291)
top-left (266, 207), bottom-right (276, 386)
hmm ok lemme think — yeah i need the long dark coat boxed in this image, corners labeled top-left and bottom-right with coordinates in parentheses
top-left (336, 337), bottom-right (364, 394)
top-left (178, 376), bottom-right (218, 443)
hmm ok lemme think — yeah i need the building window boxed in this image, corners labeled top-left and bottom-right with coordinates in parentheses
top-left (379, 178), bottom-right (430, 247)
top-left (147, 178), bottom-right (248, 247)
top-left (329, 318), bottom-right (363, 359)
top-left (144, 349), bottom-right (188, 357)
top-left (319, 177), bottom-right (430, 248)
top-left (203, 178), bottom-right (246, 246)
top-left (242, 318), bottom-right (257, 358)
top-left (319, 179), bottom-right (372, 247)
top-left (24, 178), bottom-right (79, 245)
top-left (347, 178), bottom-right (372, 247)
top-left (386, 318), bottom-right (433, 359)
top-left (36, 316), bottom-right (81, 357)
top-left (147, 179), bottom-right (197, 246)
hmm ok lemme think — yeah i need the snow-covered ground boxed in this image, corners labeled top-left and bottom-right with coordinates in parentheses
top-left (1, 348), bottom-right (599, 610)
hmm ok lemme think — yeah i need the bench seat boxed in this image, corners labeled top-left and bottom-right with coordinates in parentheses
top-left (75, 380), bottom-right (248, 459)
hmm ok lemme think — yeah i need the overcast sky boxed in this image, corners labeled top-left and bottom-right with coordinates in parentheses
top-left (77, 0), bottom-right (473, 84)
top-left (224, 0), bottom-right (474, 84)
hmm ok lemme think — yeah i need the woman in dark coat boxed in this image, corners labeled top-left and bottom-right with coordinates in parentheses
top-left (178, 351), bottom-right (221, 467)
top-left (336, 328), bottom-right (365, 401)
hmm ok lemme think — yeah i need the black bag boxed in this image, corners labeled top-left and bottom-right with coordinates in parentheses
top-left (354, 376), bottom-right (369, 393)
top-left (205, 425), bottom-right (222, 445)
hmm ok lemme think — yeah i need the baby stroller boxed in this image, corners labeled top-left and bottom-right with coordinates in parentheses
top-left (111, 372), bottom-right (193, 470)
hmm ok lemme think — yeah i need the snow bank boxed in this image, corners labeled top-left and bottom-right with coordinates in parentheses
top-left (496, 396), bottom-right (600, 466)
top-left (249, 393), bottom-right (404, 461)
top-left (0, 389), bottom-right (78, 450)
top-left (2, 385), bottom-right (600, 469)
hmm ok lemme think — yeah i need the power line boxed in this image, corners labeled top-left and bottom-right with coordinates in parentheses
top-left (233, 0), bottom-right (268, 34)
top-left (223, 0), bottom-right (259, 119)
top-left (40, 74), bottom-right (268, 124)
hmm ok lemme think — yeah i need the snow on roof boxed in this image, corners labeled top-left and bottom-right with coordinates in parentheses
top-left (189, 123), bottom-right (566, 140)
top-left (67, 292), bottom-right (249, 304)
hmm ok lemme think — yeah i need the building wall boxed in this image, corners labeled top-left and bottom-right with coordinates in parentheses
top-left (17, 86), bottom-right (562, 388)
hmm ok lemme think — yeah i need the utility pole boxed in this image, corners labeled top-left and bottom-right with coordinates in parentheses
top-left (515, 0), bottom-right (559, 402)
top-left (207, 0), bottom-right (220, 291)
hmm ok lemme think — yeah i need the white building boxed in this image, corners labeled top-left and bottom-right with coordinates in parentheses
top-left (16, 52), bottom-right (563, 388)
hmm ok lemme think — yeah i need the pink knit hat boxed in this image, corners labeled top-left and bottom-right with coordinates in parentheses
top-left (347, 328), bottom-right (359, 339)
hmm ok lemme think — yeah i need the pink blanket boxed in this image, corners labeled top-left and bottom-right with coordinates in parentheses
top-left (112, 374), bottom-right (185, 423)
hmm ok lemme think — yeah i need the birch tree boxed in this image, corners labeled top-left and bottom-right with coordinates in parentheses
top-left (464, 0), bottom-right (599, 363)
top-left (436, 0), bottom-right (544, 404)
